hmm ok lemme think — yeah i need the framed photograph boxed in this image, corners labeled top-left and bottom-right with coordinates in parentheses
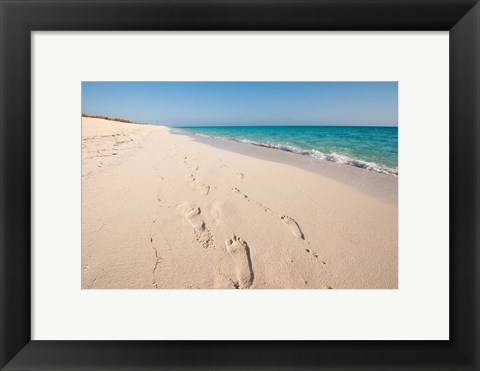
top-left (1, 0), bottom-right (479, 370)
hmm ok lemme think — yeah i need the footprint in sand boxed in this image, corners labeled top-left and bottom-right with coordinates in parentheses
top-left (198, 184), bottom-right (210, 196)
top-left (185, 207), bottom-right (205, 231)
top-left (185, 174), bottom-right (210, 196)
top-left (225, 234), bottom-right (254, 289)
top-left (185, 207), bottom-right (214, 249)
top-left (280, 215), bottom-right (304, 240)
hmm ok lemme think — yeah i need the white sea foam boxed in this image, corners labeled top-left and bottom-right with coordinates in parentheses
top-left (309, 150), bottom-right (398, 176)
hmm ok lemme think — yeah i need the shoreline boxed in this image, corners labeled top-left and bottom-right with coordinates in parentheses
top-left (172, 127), bottom-right (398, 176)
top-left (82, 117), bottom-right (398, 289)
top-left (172, 128), bottom-right (398, 206)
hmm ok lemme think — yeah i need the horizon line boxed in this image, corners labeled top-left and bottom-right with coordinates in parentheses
top-left (173, 124), bottom-right (398, 128)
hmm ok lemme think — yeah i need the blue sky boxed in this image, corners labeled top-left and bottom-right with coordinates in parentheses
top-left (82, 82), bottom-right (398, 127)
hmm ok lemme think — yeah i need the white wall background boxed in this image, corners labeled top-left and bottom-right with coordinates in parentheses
top-left (32, 32), bottom-right (449, 340)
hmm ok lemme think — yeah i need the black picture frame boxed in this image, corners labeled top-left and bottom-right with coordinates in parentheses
top-left (1, 0), bottom-right (479, 370)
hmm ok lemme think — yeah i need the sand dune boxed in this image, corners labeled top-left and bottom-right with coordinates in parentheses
top-left (82, 117), bottom-right (398, 289)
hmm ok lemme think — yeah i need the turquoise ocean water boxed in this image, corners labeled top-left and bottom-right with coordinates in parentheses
top-left (176, 126), bottom-right (398, 176)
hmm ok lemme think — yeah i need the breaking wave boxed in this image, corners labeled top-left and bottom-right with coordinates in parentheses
top-left (187, 132), bottom-right (398, 176)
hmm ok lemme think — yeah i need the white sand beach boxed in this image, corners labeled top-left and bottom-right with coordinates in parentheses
top-left (82, 117), bottom-right (398, 289)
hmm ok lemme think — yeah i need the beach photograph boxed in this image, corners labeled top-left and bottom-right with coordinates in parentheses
top-left (82, 82), bottom-right (398, 289)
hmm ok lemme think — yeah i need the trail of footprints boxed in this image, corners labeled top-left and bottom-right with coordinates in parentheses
top-left (185, 163), bottom-right (325, 265)
top-left (184, 205), bottom-right (254, 288)
top-left (231, 187), bottom-right (326, 265)
top-left (181, 158), bottom-right (255, 287)
top-left (161, 154), bottom-right (327, 287)
top-left (181, 157), bottom-right (211, 196)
